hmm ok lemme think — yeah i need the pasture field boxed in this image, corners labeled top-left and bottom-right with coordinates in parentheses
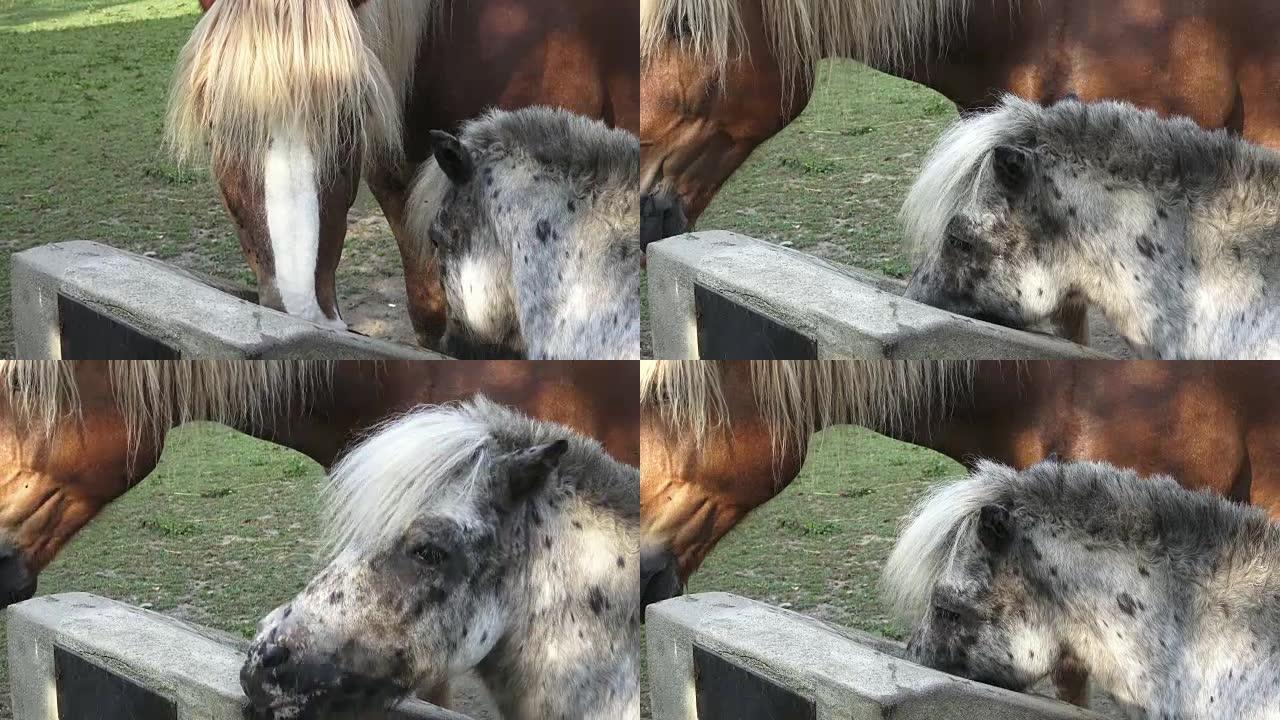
top-left (0, 421), bottom-right (504, 719)
top-left (639, 427), bottom-right (963, 717)
top-left (0, 0), bottom-right (415, 355)
top-left (639, 61), bottom-right (958, 355)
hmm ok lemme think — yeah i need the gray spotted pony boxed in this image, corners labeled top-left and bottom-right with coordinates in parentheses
top-left (240, 397), bottom-right (639, 719)
top-left (407, 106), bottom-right (640, 360)
top-left (884, 459), bottom-right (1280, 719)
top-left (902, 95), bottom-right (1280, 359)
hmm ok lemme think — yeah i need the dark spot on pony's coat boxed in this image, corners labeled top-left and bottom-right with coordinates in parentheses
top-left (572, 521), bottom-right (582, 530)
top-left (1067, 207), bottom-right (1077, 217)
top-left (616, 556), bottom-right (625, 568)
top-left (1117, 593), bottom-right (1138, 616)
top-left (1138, 566), bottom-right (1149, 577)
top-left (567, 199), bottom-right (576, 212)
top-left (329, 591), bottom-right (344, 605)
top-left (1136, 235), bottom-right (1155, 259)
top-left (536, 220), bottom-right (551, 243)
top-left (587, 586), bottom-right (607, 615)
top-left (1157, 208), bottom-right (1168, 219)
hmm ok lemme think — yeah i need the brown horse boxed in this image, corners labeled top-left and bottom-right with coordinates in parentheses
top-left (639, 0), bottom-right (1280, 249)
top-left (641, 359), bottom-right (1280, 704)
top-left (171, 0), bottom-right (638, 347)
top-left (0, 360), bottom-right (638, 609)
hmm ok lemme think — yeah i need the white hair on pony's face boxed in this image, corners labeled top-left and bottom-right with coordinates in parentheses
top-left (322, 401), bottom-right (497, 555)
top-left (881, 460), bottom-right (1017, 622)
top-left (900, 97), bottom-right (1039, 260)
top-left (166, 0), bottom-right (434, 178)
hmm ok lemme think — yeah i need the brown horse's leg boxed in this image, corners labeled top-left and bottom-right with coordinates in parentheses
top-left (365, 161), bottom-right (447, 349)
top-left (1052, 653), bottom-right (1090, 707)
top-left (424, 680), bottom-right (450, 708)
top-left (1050, 300), bottom-right (1090, 346)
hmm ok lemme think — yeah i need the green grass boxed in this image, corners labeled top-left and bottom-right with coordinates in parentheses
top-left (640, 427), bottom-right (964, 717)
top-left (0, 422), bottom-right (331, 719)
top-left (640, 61), bottom-right (959, 355)
top-left (0, 0), bottom-right (411, 355)
top-left (688, 426), bottom-right (961, 638)
top-left (699, 60), bottom-right (958, 274)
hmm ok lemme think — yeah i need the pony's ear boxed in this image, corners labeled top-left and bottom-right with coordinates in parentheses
top-left (991, 145), bottom-right (1032, 195)
top-left (430, 130), bottom-right (474, 185)
top-left (505, 439), bottom-right (569, 503)
top-left (977, 504), bottom-right (1013, 553)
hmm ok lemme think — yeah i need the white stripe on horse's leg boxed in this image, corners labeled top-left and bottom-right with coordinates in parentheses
top-left (264, 125), bottom-right (347, 331)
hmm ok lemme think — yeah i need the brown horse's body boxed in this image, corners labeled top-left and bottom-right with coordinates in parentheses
top-left (640, 0), bottom-right (1280, 242)
top-left (642, 361), bottom-right (1280, 581)
top-left (195, 0), bottom-right (638, 346)
top-left (1, 361), bottom-right (638, 593)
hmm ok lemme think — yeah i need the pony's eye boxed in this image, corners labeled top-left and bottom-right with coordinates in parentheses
top-left (412, 543), bottom-right (449, 566)
top-left (946, 233), bottom-right (974, 253)
top-left (934, 605), bottom-right (965, 624)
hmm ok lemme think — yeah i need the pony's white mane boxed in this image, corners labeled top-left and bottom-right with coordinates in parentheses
top-left (167, 0), bottom-right (436, 178)
top-left (900, 98), bottom-right (1020, 260)
top-left (323, 400), bottom-right (498, 554)
top-left (640, 0), bottom-right (973, 99)
top-left (641, 360), bottom-right (974, 452)
top-left (882, 461), bottom-right (1011, 621)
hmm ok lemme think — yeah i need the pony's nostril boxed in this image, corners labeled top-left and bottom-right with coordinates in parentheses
top-left (260, 644), bottom-right (291, 669)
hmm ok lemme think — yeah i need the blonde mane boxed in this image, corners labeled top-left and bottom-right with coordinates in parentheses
top-left (166, 0), bottom-right (437, 178)
top-left (641, 360), bottom-right (975, 452)
top-left (0, 361), bottom-right (333, 455)
top-left (640, 0), bottom-right (974, 99)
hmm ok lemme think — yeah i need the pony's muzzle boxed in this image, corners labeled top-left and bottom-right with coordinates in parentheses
top-left (640, 191), bottom-right (689, 251)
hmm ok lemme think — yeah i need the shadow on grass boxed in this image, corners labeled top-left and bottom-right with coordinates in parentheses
top-left (0, 0), bottom-right (154, 29)
top-left (0, 10), bottom-right (246, 356)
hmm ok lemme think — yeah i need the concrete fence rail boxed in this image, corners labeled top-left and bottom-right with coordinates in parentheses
top-left (11, 241), bottom-right (446, 359)
top-left (647, 231), bottom-right (1117, 359)
top-left (7, 593), bottom-right (470, 720)
top-left (647, 592), bottom-right (1108, 720)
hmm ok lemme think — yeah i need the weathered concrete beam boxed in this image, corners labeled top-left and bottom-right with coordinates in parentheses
top-left (646, 592), bottom-right (1107, 720)
top-left (11, 241), bottom-right (445, 359)
top-left (647, 231), bottom-right (1114, 359)
top-left (7, 593), bottom-right (469, 720)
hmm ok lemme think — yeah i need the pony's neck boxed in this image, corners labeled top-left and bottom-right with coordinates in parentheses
top-left (493, 186), bottom-right (637, 360)
top-left (1070, 180), bottom-right (1280, 358)
top-left (479, 492), bottom-right (638, 720)
top-left (1045, 529), bottom-right (1279, 717)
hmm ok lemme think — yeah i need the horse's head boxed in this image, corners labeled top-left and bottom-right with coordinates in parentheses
top-left (172, 0), bottom-right (407, 334)
top-left (903, 96), bottom-right (1119, 332)
top-left (639, 0), bottom-right (809, 249)
top-left (884, 462), bottom-right (1066, 693)
top-left (240, 406), bottom-right (570, 717)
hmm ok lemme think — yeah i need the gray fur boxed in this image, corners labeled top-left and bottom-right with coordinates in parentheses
top-left (884, 460), bottom-right (1280, 719)
top-left (415, 106), bottom-right (640, 360)
top-left (242, 399), bottom-right (639, 720)
top-left (902, 96), bottom-right (1280, 359)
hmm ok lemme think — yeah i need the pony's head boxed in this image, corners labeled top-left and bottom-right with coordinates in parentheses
top-left (240, 401), bottom-right (574, 716)
top-left (409, 107), bottom-right (640, 360)
top-left (883, 461), bottom-right (1064, 692)
top-left (902, 96), bottom-right (1212, 332)
top-left (169, 0), bottom-right (424, 333)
